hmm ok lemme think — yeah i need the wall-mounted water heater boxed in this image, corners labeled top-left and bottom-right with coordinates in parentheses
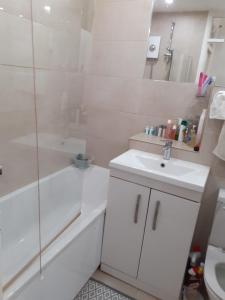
top-left (146, 35), bottom-right (161, 59)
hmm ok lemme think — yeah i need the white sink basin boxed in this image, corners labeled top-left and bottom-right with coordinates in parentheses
top-left (109, 150), bottom-right (210, 192)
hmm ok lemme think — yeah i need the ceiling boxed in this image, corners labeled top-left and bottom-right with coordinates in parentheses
top-left (154, 0), bottom-right (225, 13)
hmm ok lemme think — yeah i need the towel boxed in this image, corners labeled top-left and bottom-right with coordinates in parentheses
top-left (210, 91), bottom-right (225, 120)
top-left (210, 91), bottom-right (225, 160)
top-left (213, 122), bottom-right (225, 161)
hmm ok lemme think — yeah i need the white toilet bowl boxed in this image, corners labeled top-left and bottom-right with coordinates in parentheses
top-left (205, 245), bottom-right (225, 300)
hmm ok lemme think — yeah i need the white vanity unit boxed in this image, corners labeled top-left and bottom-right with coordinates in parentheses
top-left (101, 150), bottom-right (210, 300)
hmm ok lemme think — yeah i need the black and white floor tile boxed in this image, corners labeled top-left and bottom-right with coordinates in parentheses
top-left (74, 279), bottom-right (135, 300)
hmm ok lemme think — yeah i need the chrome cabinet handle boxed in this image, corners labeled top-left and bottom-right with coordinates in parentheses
top-left (152, 201), bottom-right (160, 231)
top-left (134, 194), bottom-right (141, 224)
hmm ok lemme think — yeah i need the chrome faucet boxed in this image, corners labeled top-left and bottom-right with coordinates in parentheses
top-left (162, 140), bottom-right (173, 160)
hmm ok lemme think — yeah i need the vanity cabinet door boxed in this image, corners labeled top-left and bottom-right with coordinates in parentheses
top-left (101, 177), bottom-right (150, 278)
top-left (138, 190), bottom-right (200, 300)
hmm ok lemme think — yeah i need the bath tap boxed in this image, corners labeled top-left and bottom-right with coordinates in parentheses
top-left (162, 140), bottom-right (173, 160)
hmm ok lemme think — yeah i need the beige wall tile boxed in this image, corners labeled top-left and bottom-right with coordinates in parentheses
top-left (88, 41), bottom-right (147, 78)
top-left (35, 69), bottom-right (83, 133)
top-left (93, 0), bottom-right (151, 41)
top-left (86, 107), bottom-right (137, 143)
top-left (0, 0), bottom-right (31, 19)
top-left (0, 12), bottom-right (33, 66)
top-left (32, 0), bottom-right (84, 70)
top-left (138, 80), bottom-right (208, 118)
top-left (33, 22), bottom-right (81, 71)
top-left (0, 66), bottom-right (35, 112)
top-left (83, 75), bottom-right (141, 114)
top-left (86, 135), bottom-right (128, 167)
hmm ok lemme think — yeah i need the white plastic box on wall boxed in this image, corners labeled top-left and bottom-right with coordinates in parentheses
top-left (146, 35), bottom-right (161, 59)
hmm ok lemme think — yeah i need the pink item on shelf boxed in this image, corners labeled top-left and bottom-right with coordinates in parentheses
top-left (203, 74), bottom-right (207, 85)
top-left (197, 72), bottom-right (204, 97)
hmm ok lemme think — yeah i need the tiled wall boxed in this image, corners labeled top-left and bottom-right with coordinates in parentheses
top-left (0, 2), bottom-right (39, 196)
top-left (83, 78), bottom-right (208, 166)
top-left (0, 0), bottom-right (88, 195)
top-left (88, 0), bottom-right (151, 78)
top-left (80, 0), bottom-right (225, 250)
top-left (82, 0), bottom-right (153, 165)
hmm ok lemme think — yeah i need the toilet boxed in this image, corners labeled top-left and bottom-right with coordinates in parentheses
top-left (205, 189), bottom-right (225, 300)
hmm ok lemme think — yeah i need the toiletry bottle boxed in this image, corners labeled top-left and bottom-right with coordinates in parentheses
top-left (158, 125), bottom-right (163, 137)
top-left (184, 127), bottom-right (190, 144)
top-left (145, 126), bottom-right (150, 135)
top-left (188, 125), bottom-right (196, 147)
top-left (175, 125), bottom-right (179, 140)
top-left (175, 118), bottom-right (182, 140)
top-left (178, 120), bottom-right (187, 142)
top-left (165, 120), bottom-right (172, 139)
top-left (170, 125), bottom-right (177, 140)
top-left (154, 126), bottom-right (159, 136)
top-left (162, 125), bottom-right (166, 138)
top-left (149, 126), bottom-right (154, 136)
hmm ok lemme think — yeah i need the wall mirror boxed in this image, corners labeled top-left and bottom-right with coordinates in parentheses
top-left (144, 0), bottom-right (225, 86)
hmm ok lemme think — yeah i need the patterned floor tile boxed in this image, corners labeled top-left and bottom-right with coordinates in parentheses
top-left (74, 279), bottom-right (135, 300)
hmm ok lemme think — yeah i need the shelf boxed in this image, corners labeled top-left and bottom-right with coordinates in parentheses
top-left (129, 133), bottom-right (195, 153)
top-left (207, 38), bottom-right (225, 43)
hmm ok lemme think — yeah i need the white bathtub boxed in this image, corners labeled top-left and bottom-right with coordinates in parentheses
top-left (0, 165), bottom-right (109, 300)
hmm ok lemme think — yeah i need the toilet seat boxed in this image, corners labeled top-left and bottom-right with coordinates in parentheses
top-left (205, 245), bottom-right (225, 300)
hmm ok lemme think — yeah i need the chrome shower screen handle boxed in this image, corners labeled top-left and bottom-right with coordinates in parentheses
top-left (134, 194), bottom-right (141, 224)
top-left (152, 201), bottom-right (161, 231)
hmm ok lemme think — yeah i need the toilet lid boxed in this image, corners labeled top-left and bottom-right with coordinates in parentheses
top-left (205, 245), bottom-right (225, 300)
top-left (209, 190), bottom-right (225, 248)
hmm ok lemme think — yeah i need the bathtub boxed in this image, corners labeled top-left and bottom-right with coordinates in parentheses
top-left (0, 165), bottom-right (109, 300)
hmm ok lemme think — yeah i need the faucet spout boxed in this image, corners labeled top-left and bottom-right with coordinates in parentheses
top-left (162, 140), bottom-right (173, 160)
